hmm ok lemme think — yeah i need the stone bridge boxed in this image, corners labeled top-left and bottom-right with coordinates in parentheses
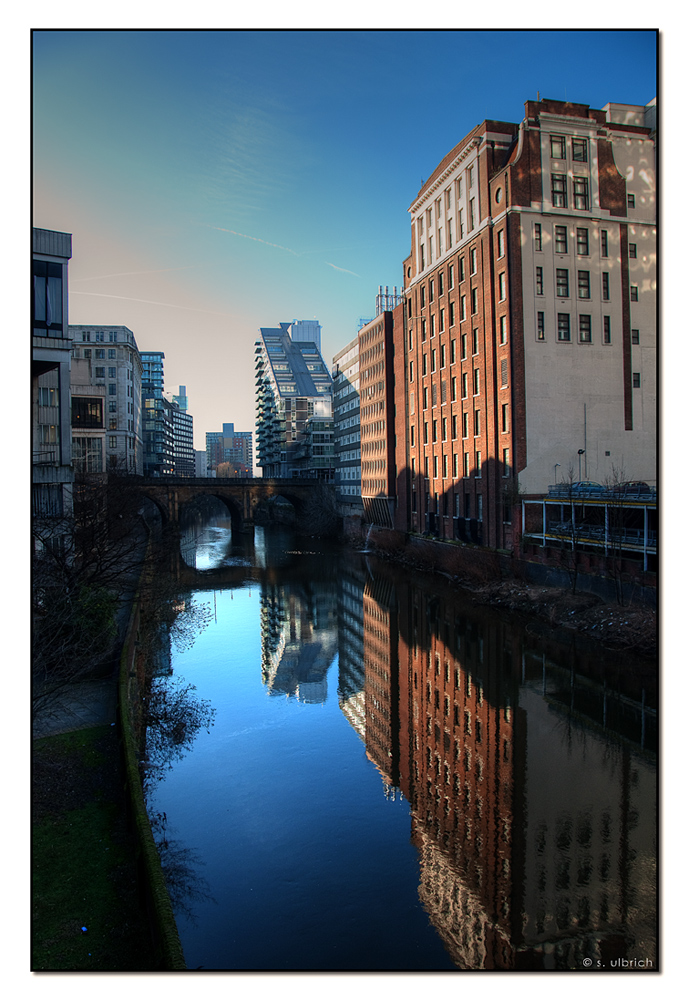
top-left (134, 476), bottom-right (328, 531)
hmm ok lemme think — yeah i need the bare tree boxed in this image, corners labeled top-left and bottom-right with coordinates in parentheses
top-left (297, 480), bottom-right (339, 538)
top-left (32, 469), bottom-right (150, 720)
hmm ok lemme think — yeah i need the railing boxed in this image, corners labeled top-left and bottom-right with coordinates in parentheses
top-left (546, 484), bottom-right (656, 502)
top-left (33, 449), bottom-right (59, 465)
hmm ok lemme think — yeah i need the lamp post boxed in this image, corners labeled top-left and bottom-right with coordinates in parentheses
top-left (554, 463), bottom-right (560, 483)
top-left (578, 449), bottom-right (585, 482)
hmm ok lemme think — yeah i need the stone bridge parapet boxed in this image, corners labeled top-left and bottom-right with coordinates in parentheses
top-left (133, 476), bottom-right (327, 530)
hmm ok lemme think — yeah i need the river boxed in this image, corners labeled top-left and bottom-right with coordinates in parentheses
top-left (142, 515), bottom-right (657, 972)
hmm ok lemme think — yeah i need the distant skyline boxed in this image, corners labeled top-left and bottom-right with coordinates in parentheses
top-left (33, 29), bottom-right (657, 453)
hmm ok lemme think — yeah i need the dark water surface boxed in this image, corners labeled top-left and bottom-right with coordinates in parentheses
top-left (144, 520), bottom-right (657, 972)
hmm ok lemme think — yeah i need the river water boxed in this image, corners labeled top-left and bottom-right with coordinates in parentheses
top-left (143, 517), bottom-right (657, 972)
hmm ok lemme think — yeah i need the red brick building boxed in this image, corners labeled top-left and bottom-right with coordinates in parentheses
top-left (395, 98), bottom-right (656, 553)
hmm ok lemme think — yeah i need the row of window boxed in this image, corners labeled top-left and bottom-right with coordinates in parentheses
top-left (413, 404), bottom-right (509, 446)
top-left (412, 448), bottom-right (510, 481)
top-left (535, 266), bottom-right (639, 302)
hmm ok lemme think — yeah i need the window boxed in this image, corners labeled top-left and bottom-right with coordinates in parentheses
top-left (472, 329), bottom-right (479, 355)
top-left (443, 454), bottom-right (448, 479)
top-left (450, 339), bottom-right (456, 364)
top-left (468, 165), bottom-right (474, 188)
top-left (453, 453), bottom-right (459, 477)
top-left (108, 366), bottom-right (116, 378)
top-left (601, 230), bottom-right (609, 257)
top-left (475, 452), bottom-right (482, 477)
top-left (109, 401), bottom-right (116, 412)
top-left (534, 223), bottom-right (542, 251)
top-left (474, 410), bottom-right (480, 436)
top-left (499, 315), bottom-right (507, 345)
top-left (632, 329), bottom-right (640, 345)
top-left (448, 264), bottom-right (454, 288)
top-left (422, 353), bottom-right (427, 376)
top-left (439, 308), bottom-right (445, 333)
top-left (437, 229), bottom-right (443, 256)
top-left (447, 218), bottom-right (453, 248)
top-left (629, 243), bottom-right (637, 258)
top-left (421, 286), bottom-right (426, 308)
top-left (550, 135), bottom-right (566, 158)
top-left (431, 349), bottom-right (436, 373)
top-left (109, 436), bottom-right (117, 449)
top-left (573, 176), bottom-right (589, 210)
top-left (552, 174), bottom-right (567, 208)
top-left (423, 388), bottom-right (428, 409)
top-left (410, 425), bottom-right (415, 447)
top-left (433, 456), bottom-right (438, 479)
top-left (429, 279), bottom-right (434, 303)
top-left (422, 318), bottom-right (427, 341)
top-left (440, 343), bottom-right (446, 368)
top-left (497, 230), bottom-right (505, 258)
top-left (460, 295), bottom-right (466, 321)
top-left (423, 422), bottom-right (428, 444)
top-left (631, 286), bottom-right (639, 302)
top-left (452, 415), bottom-right (458, 439)
top-left (501, 403), bottom-right (509, 433)
top-left (576, 228), bottom-right (589, 255)
top-left (451, 376), bottom-right (457, 401)
top-left (95, 366), bottom-right (105, 378)
top-left (449, 301), bottom-right (455, 326)
top-left (83, 349), bottom-right (91, 358)
top-left (409, 361), bottom-right (414, 382)
top-left (462, 412), bottom-right (469, 438)
top-left (537, 311), bottom-right (545, 340)
top-left (469, 199), bottom-right (476, 230)
top-left (71, 397), bottom-right (103, 428)
top-left (628, 194), bottom-right (636, 209)
top-left (633, 372), bottom-right (641, 387)
top-left (471, 288), bottom-right (478, 314)
top-left (572, 138), bottom-right (587, 162)
top-left (536, 267), bottom-right (544, 295)
top-left (442, 417), bottom-right (447, 441)
top-left (555, 225), bottom-right (568, 253)
top-left (108, 349), bottom-right (117, 359)
top-left (428, 236), bottom-right (433, 263)
top-left (603, 316), bottom-right (611, 344)
top-left (556, 268), bottom-right (569, 297)
top-left (558, 314), bottom-right (571, 341)
top-left (459, 257), bottom-right (465, 282)
top-left (439, 272), bottom-right (444, 296)
top-left (461, 373), bottom-right (468, 399)
top-left (430, 314), bottom-right (436, 337)
top-left (500, 358), bottom-right (508, 388)
top-left (470, 247), bottom-right (477, 275)
top-left (499, 272), bottom-right (506, 300)
top-left (32, 260), bottom-right (64, 337)
top-left (461, 334), bottom-right (467, 360)
top-left (578, 271), bottom-right (590, 299)
top-left (579, 315), bottom-right (592, 342)
top-left (459, 209), bottom-right (464, 238)
top-left (432, 420), bottom-right (437, 442)
top-left (602, 273), bottom-right (610, 301)
top-left (473, 369), bottom-right (480, 395)
top-left (95, 349), bottom-right (105, 359)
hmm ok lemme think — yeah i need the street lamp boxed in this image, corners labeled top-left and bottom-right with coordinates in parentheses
top-left (577, 449), bottom-right (585, 481)
top-left (554, 463), bottom-right (560, 483)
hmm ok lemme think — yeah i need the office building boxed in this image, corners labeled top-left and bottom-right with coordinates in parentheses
top-left (206, 423), bottom-right (253, 476)
top-left (70, 325), bottom-right (143, 474)
top-left (398, 97), bottom-right (656, 551)
top-left (332, 336), bottom-right (361, 504)
top-left (141, 351), bottom-right (173, 476)
top-left (255, 320), bottom-right (334, 479)
top-left (32, 228), bottom-right (74, 549)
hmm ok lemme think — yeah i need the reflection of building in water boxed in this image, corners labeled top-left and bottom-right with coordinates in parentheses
top-left (359, 573), bottom-right (657, 969)
top-left (362, 577), bottom-right (399, 789)
top-left (336, 567), bottom-right (366, 740)
top-left (259, 582), bottom-right (338, 703)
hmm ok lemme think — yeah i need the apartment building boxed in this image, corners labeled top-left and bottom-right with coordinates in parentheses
top-left (206, 423), bottom-right (253, 476)
top-left (32, 228), bottom-right (74, 548)
top-left (399, 97), bottom-right (656, 551)
top-left (70, 325), bottom-right (143, 474)
top-left (255, 320), bottom-right (334, 479)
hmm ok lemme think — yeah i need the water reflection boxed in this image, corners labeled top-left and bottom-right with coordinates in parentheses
top-left (349, 566), bottom-right (657, 970)
top-left (144, 527), bottom-right (657, 971)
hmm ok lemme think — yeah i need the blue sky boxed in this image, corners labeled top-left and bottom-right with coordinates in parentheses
top-left (33, 29), bottom-right (657, 451)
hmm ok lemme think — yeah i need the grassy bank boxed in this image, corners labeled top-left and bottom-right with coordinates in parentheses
top-left (32, 725), bottom-right (157, 971)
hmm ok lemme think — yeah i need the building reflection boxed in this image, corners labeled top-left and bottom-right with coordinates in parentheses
top-left (348, 568), bottom-right (656, 970)
top-left (259, 581), bottom-right (338, 703)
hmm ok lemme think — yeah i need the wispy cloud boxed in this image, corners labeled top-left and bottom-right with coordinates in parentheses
top-left (71, 290), bottom-right (230, 318)
top-left (71, 265), bottom-right (204, 283)
top-left (208, 224), bottom-right (299, 255)
top-left (325, 262), bottom-right (361, 278)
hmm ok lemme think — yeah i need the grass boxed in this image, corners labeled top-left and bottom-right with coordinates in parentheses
top-left (32, 725), bottom-right (158, 971)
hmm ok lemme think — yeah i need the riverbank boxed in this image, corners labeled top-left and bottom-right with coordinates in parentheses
top-left (32, 725), bottom-right (158, 971)
top-left (355, 527), bottom-right (657, 660)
